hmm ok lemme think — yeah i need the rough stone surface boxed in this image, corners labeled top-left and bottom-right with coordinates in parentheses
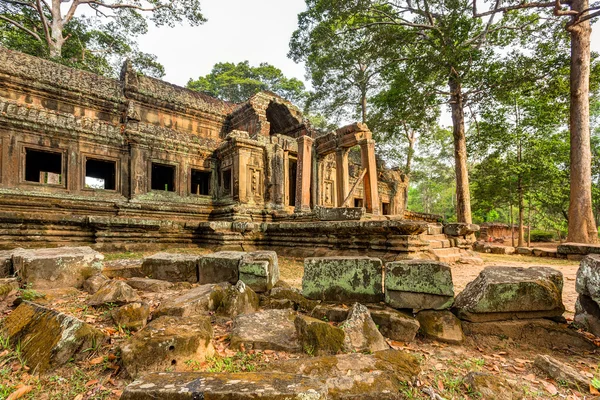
top-left (302, 257), bottom-right (383, 303)
top-left (198, 251), bottom-right (243, 284)
top-left (534, 355), bottom-right (589, 391)
top-left (576, 255), bottom-right (600, 303)
top-left (239, 250), bottom-right (279, 293)
top-left (453, 266), bottom-right (565, 322)
top-left (490, 246), bottom-right (516, 255)
top-left (111, 302), bottom-right (150, 331)
top-left (141, 253), bottom-right (199, 283)
top-left (516, 247), bottom-right (533, 256)
top-left (557, 242), bottom-right (600, 255)
top-left (121, 372), bottom-right (327, 400)
top-left (88, 280), bottom-right (141, 306)
top-left (0, 277), bottom-right (19, 301)
top-left (369, 306), bottom-right (420, 342)
top-left (340, 303), bottom-right (388, 353)
top-left (2, 301), bottom-right (106, 373)
top-left (217, 280), bottom-right (259, 318)
top-left (416, 310), bottom-right (464, 344)
top-left (462, 319), bottom-right (596, 350)
top-left (574, 294), bottom-right (600, 337)
top-left (12, 246), bottom-right (103, 289)
top-left (126, 277), bottom-right (174, 292)
top-left (0, 248), bottom-right (21, 277)
top-left (295, 314), bottom-right (345, 356)
top-left (154, 283), bottom-right (228, 318)
top-left (267, 287), bottom-right (320, 312)
top-left (230, 309), bottom-right (300, 352)
top-left (314, 206), bottom-right (364, 221)
top-left (83, 274), bottom-right (109, 294)
top-left (463, 372), bottom-right (519, 400)
top-left (310, 303), bottom-right (420, 343)
top-left (443, 223), bottom-right (479, 237)
top-left (384, 260), bottom-right (454, 310)
top-left (272, 350), bottom-right (421, 400)
top-left (121, 315), bottom-right (214, 379)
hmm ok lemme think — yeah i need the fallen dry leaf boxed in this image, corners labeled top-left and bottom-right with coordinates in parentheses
top-left (590, 384), bottom-right (600, 395)
top-left (542, 381), bottom-right (558, 395)
top-left (7, 385), bottom-right (33, 400)
top-left (89, 356), bottom-right (104, 365)
top-left (73, 395), bottom-right (83, 400)
top-left (85, 379), bottom-right (99, 387)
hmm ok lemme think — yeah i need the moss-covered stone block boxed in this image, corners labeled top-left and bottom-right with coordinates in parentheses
top-left (302, 257), bottom-right (383, 303)
top-left (217, 280), bottom-right (259, 318)
top-left (239, 250), bottom-right (279, 293)
top-left (120, 315), bottom-right (214, 379)
top-left (198, 251), bottom-right (243, 284)
top-left (12, 246), bottom-right (103, 289)
top-left (453, 266), bottom-right (564, 322)
top-left (384, 260), bottom-right (454, 310)
top-left (88, 280), bottom-right (141, 306)
top-left (3, 301), bottom-right (106, 374)
top-left (295, 314), bottom-right (345, 356)
top-left (111, 302), bottom-right (150, 331)
top-left (154, 283), bottom-right (229, 318)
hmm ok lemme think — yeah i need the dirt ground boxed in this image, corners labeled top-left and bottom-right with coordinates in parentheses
top-left (0, 249), bottom-right (598, 400)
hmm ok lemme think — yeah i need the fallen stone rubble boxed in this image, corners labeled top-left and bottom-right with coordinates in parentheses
top-left (0, 247), bottom-right (597, 398)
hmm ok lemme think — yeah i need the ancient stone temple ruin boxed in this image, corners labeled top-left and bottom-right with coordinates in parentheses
top-left (0, 47), bottom-right (461, 257)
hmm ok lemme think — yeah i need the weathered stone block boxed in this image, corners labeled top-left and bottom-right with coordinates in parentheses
top-left (384, 260), bottom-right (454, 310)
top-left (154, 283), bottom-right (228, 318)
top-left (88, 280), bottom-right (141, 306)
top-left (516, 247), bottom-right (533, 256)
top-left (230, 309), bottom-right (300, 352)
top-left (12, 246), bottom-right (103, 289)
top-left (121, 372), bottom-right (327, 399)
top-left (0, 277), bottom-right (19, 301)
top-left (302, 256), bottom-right (383, 303)
top-left (462, 319), bottom-right (596, 350)
top-left (489, 245), bottom-right (515, 255)
top-left (534, 355), bottom-right (590, 391)
top-left (112, 302), bottom-right (150, 331)
top-left (295, 314), bottom-right (345, 356)
top-left (239, 250), bottom-right (279, 292)
top-left (443, 223), bottom-right (479, 237)
top-left (558, 242), bottom-right (600, 256)
top-left (340, 303), bottom-right (388, 353)
top-left (454, 266), bottom-right (564, 322)
top-left (217, 280), bottom-right (259, 318)
top-left (272, 350), bottom-right (420, 400)
top-left (126, 277), bottom-right (174, 292)
top-left (268, 287), bottom-right (320, 312)
top-left (198, 251), bottom-right (243, 284)
top-left (574, 294), bottom-right (600, 337)
top-left (369, 306), bottom-right (420, 342)
top-left (416, 310), bottom-right (464, 344)
top-left (576, 254), bottom-right (600, 303)
top-left (314, 206), bottom-right (364, 221)
top-left (120, 315), bottom-right (214, 379)
top-left (141, 253), bottom-right (199, 283)
top-left (463, 372), bottom-right (520, 400)
top-left (3, 301), bottom-right (106, 373)
top-left (0, 248), bottom-right (21, 277)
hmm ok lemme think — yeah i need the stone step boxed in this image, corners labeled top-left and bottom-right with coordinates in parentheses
top-left (431, 247), bottom-right (462, 256)
top-left (422, 234), bottom-right (448, 241)
top-left (427, 224), bottom-right (444, 235)
top-left (121, 372), bottom-right (327, 399)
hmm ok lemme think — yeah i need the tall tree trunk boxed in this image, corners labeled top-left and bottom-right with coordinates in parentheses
top-left (403, 131), bottom-right (415, 210)
top-left (48, 1), bottom-right (65, 58)
top-left (360, 90), bottom-right (367, 124)
top-left (449, 78), bottom-right (472, 224)
top-left (518, 175), bottom-right (524, 247)
top-left (566, 0), bottom-right (599, 243)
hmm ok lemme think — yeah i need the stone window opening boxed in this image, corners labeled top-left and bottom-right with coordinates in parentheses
top-left (222, 169), bottom-right (232, 196)
top-left (288, 158), bottom-right (297, 207)
top-left (85, 158), bottom-right (116, 190)
top-left (354, 198), bottom-right (364, 208)
top-left (191, 169), bottom-right (211, 196)
top-left (24, 148), bottom-right (62, 184)
top-left (382, 202), bottom-right (390, 215)
top-left (151, 163), bottom-right (176, 192)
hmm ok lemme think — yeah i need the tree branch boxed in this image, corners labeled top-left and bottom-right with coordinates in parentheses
top-left (34, 0), bottom-right (51, 45)
top-left (0, 14), bottom-right (42, 42)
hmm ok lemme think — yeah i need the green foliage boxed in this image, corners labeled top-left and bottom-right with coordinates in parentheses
top-left (204, 352), bottom-right (262, 373)
top-left (18, 284), bottom-right (45, 302)
top-left (187, 61), bottom-right (307, 106)
top-left (0, 0), bottom-right (205, 77)
top-left (529, 230), bottom-right (555, 242)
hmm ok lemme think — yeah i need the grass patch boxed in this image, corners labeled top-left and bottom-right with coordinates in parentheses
top-left (480, 253), bottom-right (579, 267)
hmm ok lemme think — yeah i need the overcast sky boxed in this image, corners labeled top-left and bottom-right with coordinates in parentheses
top-left (136, 0), bottom-right (600, 94)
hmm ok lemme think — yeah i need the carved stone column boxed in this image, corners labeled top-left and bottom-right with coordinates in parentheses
top-left (335, 148), bottom-right (349, 207)
top-left (295, 135), bottom-right (313, 213)
top-left (360, 139), bottom-right (380, 215)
